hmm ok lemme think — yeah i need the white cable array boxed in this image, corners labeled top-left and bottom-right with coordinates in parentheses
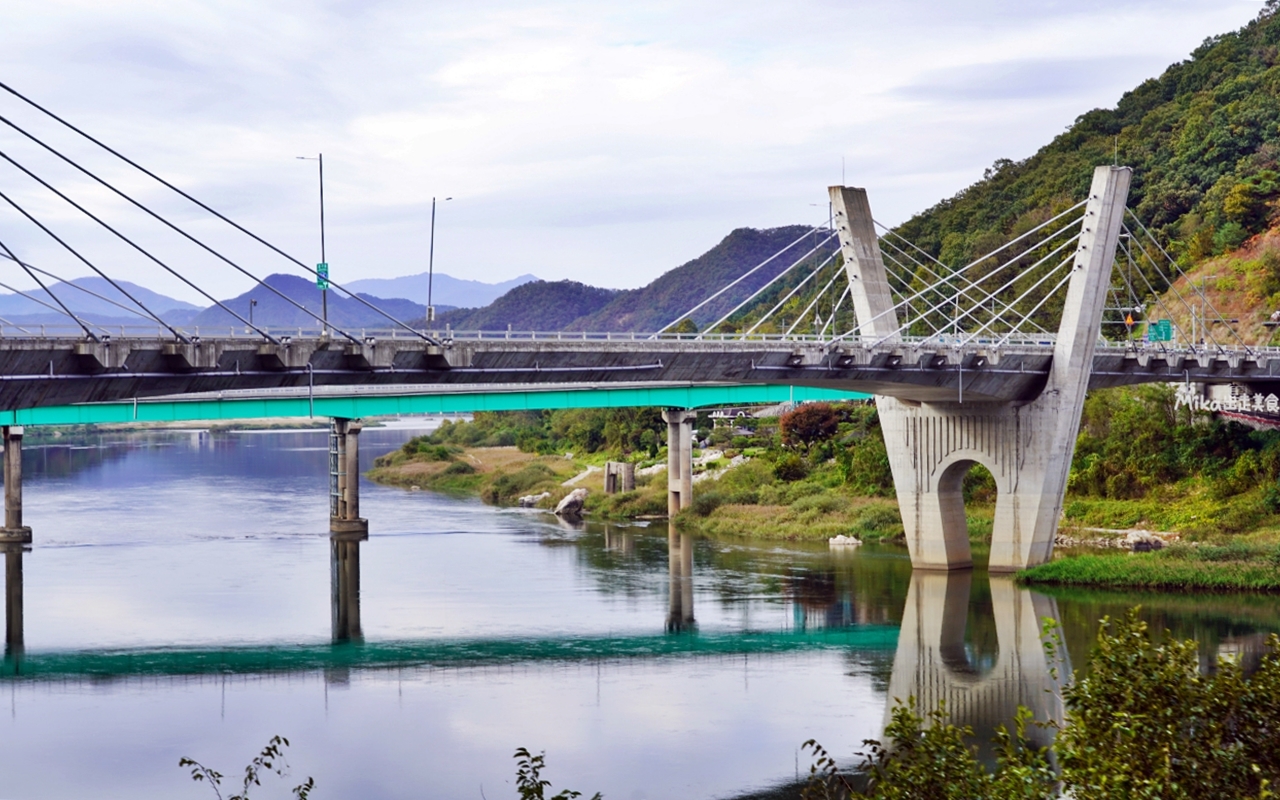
top-left (785, 257), bottom-right (848, 336)
top-left (837, 211), bottom-right (1086, 343)
top-left (1124, 211), bottom-right (1252, 354)
top-left (868, 229), bottom-right (1083, 347)
top-left (696, 232), bottom-right (838, 338)
top-left (742, 249), bottom-right (840, 337)
top-left (655, 225), bottom-right (833, 335)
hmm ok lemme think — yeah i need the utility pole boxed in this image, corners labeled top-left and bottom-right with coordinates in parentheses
top-left (297, 154), bottom-right (328, 335)
top-left (427, 196), bottom-right (452, 323)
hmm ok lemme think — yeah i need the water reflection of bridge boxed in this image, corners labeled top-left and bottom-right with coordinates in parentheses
top-left (889, 571), bottom-right (1067, 749)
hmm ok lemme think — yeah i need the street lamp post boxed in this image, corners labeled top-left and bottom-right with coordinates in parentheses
top-left (427, 196), bottom-right (452, 323)
top-left (297, 154), bottom-right (328, 334)
top-left (249, 298), bottom-right (257, 326)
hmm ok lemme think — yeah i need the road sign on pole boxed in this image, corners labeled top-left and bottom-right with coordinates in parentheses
top-left (316, 263), bottom-right (330, 291)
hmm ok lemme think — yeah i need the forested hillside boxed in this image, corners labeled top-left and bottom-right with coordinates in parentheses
top-left (567, 226), bottom-right (835, 332)
top-left (897, 2), bottom-right (1280, 276)
top-left (435, 280), bottom-right (617, 331)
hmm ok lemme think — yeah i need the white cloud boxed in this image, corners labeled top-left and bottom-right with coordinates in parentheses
top-left (0, 0), bottom-right (1266, 303)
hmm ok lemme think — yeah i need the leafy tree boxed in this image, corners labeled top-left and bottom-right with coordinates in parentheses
top-left (780, 403), bottom-right (841, 451)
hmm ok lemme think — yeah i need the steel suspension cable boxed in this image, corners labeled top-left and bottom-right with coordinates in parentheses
top-left (785, 258), bottom-right (848, 336)
top-left (1125, 211), bottom-right (1252, 354)
top-left (0, 114), bottom-right (358, 343)
top-left (870, 231), bottom-right (1082, 348)
top-left (0, 81), bottom-right (434, 344)
top-left (841, 213), bottom-right (1085, 342)
top-left (0, 252), bottom-right (177, 323)
top-left (994, 269), bottom-right (1077, 348)
top-left (0, 235), bottom-right (95, 338)
top-left (0, 188), bottom-right (182, 339)
top-left (698, 232), bottom-right (837, 337)
top-left (656, 224), bottom-right (832, 335)
top-left (742, 249), bottom-right (839, 337)
top-left (1123, 224), bottom-right (1237, 353)
top-left (959, 252), bottom-right (1076, 345)
top-left (0, 150), bottom-right (277, 343)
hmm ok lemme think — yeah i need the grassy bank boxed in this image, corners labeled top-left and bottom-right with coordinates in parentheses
top-left (1020, 543), bottom-right (1280, 592)
top-left (368, 443), bottom-right (583, 503)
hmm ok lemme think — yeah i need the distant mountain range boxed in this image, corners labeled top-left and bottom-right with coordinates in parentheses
top-left (0, 231), bottom-right (829, 333)
top-left (0, 276), bottom-right (201, 326)
top-left (344, 272), bottom-right (537, 310)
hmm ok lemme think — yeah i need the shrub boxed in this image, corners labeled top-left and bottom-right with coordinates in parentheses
top-left (772, 453), bottom-right (810, 481)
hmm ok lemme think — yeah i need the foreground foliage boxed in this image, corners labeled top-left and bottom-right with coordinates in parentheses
top-left (181, 735), bottom-right (313, 800)
top-left (805, 610), bottom-right (1280, 799)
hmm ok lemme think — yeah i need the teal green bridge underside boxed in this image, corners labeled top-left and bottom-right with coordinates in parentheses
top-left (0, 626), bottom-right (898, 681)
top-left (0, 384), bottom-right (869, 426)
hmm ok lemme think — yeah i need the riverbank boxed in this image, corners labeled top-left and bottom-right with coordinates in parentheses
top-left (1020, 543), bottom-right (1280, 592)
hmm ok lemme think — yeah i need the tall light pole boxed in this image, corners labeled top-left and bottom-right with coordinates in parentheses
top-left (297, 154), bottom-right (328, 334)
top-left (427, 196), bottom-right (452, 323)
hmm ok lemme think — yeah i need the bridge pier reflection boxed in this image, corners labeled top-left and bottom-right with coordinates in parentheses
top-left (0, 426), bottom-right (31, 544)
top-left (2, 543), bottom-right (23, 669)
top-left (886, 571), bottom-right (1067, 752)
top-left (667, 523), bottom-right (695, 632)
top-left (330, 534), bottom-right (363, 642)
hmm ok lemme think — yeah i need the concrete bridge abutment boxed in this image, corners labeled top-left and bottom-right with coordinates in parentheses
top-left (663, 409), bottom-right (697, 516)
top-left (329, 417), bottom-right (368, 537)
top-left (832, 165), bottom-right (1132, 571)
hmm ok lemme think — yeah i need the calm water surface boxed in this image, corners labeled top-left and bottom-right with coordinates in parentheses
top-left (0, 425), bottom-right (1278, 799)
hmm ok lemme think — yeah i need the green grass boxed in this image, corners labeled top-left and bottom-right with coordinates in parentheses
top-left (1019, 547), bottom-right (1280, 592)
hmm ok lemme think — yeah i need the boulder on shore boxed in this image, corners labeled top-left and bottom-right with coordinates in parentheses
top-left (518, 491), bottom-right (551, 508)
top-left (555, 488), bottom-right (588, 517)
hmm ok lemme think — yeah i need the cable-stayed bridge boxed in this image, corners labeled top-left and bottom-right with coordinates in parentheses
top-left (0, 82), bottom-right (1265, 573)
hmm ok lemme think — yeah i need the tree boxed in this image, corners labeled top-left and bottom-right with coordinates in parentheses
top-left (780, 403), bottom-right (841, 451)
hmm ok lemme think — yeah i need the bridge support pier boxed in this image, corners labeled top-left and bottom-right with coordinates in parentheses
top-left (0, 427), bottom-right (31, 544)
top-left (663, 409), bottom-right (696, 516)
top-left (329, 418), bottom-right (368, 536)
top-left (831, 165), bottom-right (1131, 571)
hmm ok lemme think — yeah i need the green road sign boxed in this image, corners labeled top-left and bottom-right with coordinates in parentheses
top-left (1150, 319), bottom-right (1173, 342)
top-left (316, 262), bottom-right (329, 290)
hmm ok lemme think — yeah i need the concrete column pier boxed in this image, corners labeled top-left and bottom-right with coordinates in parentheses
top-left (831, 165), bottom-right (1132, 571)
top-left (330, 535), bottom-right (362, 642)
top-left (885, 571), bottom-right (1066, 752)
top-left (666, 522), bottom-right (695, 632)
top-left (603, 461), bottom-right (636, 494)
top-left (0, 426), bottom-right (31, 544)
top-left (662, 409), bottom-right (697, 516)
top-left (329, 418), bottom-right (368, 536)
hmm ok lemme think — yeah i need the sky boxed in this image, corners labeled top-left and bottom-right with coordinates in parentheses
top-left (0, 0), bottom-right (1268, 304)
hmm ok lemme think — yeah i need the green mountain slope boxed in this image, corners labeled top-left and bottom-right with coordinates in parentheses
top-left (437, 280), bottom-right (617, 331)
top-left (896, 3), bottom-right (1280, 271)
top-left (567, 226), bottom-right (835, 332)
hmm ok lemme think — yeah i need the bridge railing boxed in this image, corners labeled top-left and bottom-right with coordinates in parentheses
top-left (1, 323), bottom-right (1277, 359)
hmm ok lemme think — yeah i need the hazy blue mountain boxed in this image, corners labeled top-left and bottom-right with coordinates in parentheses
top-left (191, 273), bottom-right (435, 330)
top-left (344, 272), bottom-right (538, 310)
top-left (0, 276), bottom-right (200, 326)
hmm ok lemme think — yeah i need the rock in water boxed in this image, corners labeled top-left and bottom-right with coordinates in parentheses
top-left (555, 488), bottom-right (588, 517)
top-left (518, 491), bottom-right (551, 508)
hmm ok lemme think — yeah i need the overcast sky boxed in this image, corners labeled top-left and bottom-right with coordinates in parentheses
top-left (0, 0), bottom-right (1266, 304)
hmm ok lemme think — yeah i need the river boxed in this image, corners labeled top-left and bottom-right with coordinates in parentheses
top-left (0, 424), bottom-right (1278, 799)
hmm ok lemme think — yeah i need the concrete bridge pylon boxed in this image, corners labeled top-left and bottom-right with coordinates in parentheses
top-left (832, 165), bottom-right (1132, 571)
